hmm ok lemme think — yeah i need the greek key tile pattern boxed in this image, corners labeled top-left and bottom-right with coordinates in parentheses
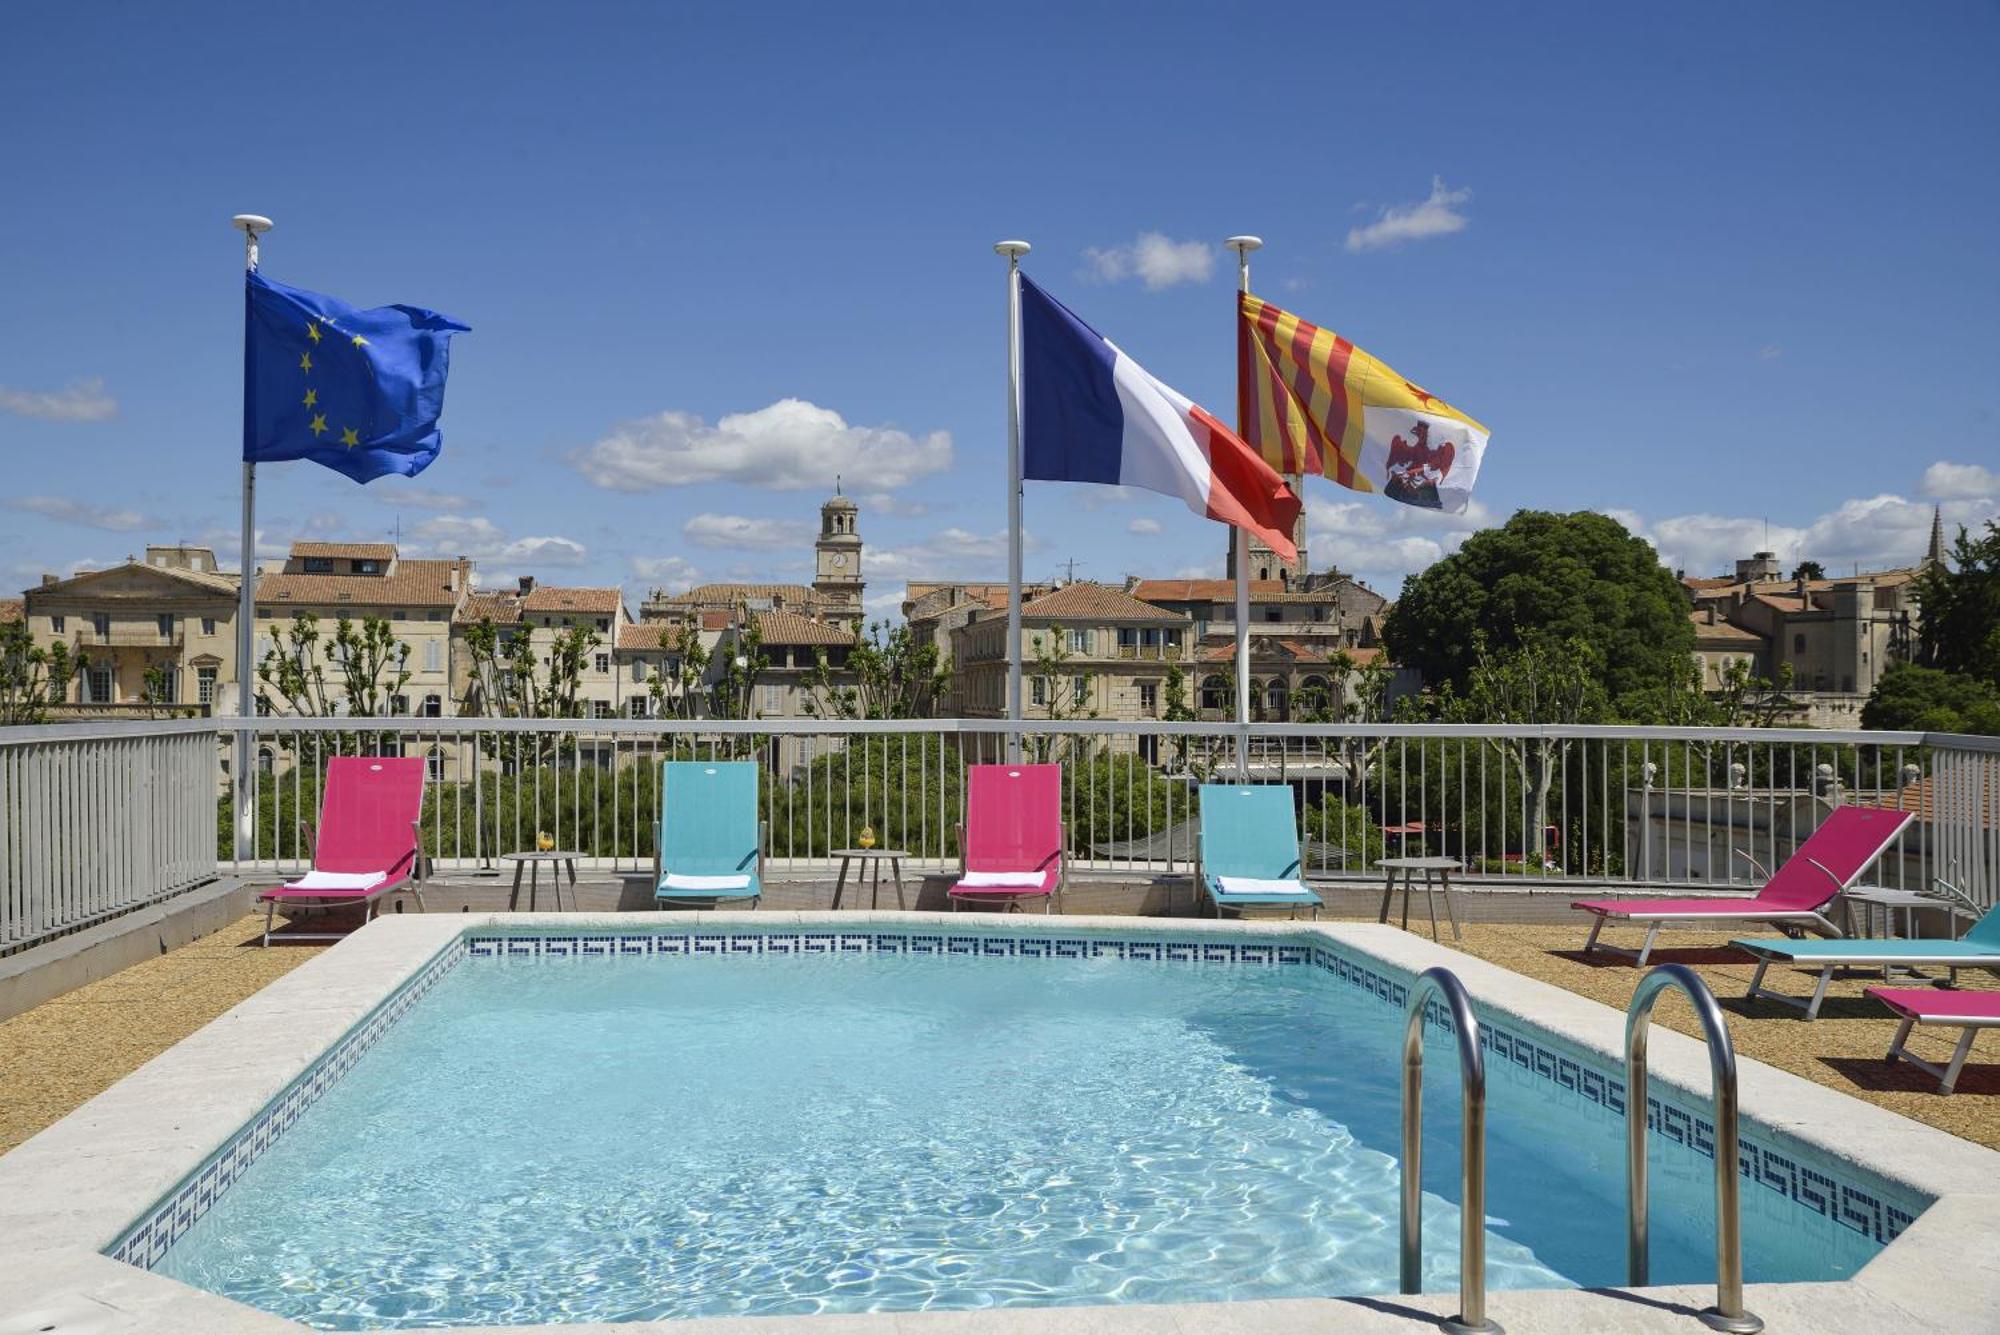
top-left (107, 938), bottom-right (470, 1270)
top-left (109, 926), bottom-right (1924, 1274)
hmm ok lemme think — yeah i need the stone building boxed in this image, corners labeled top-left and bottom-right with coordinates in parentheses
top-left (950, 582), bottom-right (1194, 723)
top-left (902, 581), bottom-right (1056, 672)
top-left (23, 546), bottom-right (241, 714)
top-left (641, 494), bottom-right (866, 633)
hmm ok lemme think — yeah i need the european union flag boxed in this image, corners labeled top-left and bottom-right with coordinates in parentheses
top-left (243, 270), bottom-right (470, 484)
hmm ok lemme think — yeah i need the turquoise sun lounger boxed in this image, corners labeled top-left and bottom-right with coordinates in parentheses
top-left (1196, 784), bottom-right (1322, 919)
top-left (1733, 896), bottom-right (2000, 1020)
top-left (653, 761), bottom-right (763, 908)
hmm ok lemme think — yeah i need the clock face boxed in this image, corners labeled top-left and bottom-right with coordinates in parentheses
top-left (830, 554), bottom-right (847, 569)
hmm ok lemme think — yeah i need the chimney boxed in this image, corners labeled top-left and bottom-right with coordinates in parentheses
top-left (40, 573), bottom-right (58, 586)
top-left (449, 565), bottom-right (462, 593)
top-left (518, 575), bottom-right (536, 595)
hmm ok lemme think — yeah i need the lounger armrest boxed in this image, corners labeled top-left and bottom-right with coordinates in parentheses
top-left (297, 817), bottom-right (315, 861)
top-left (410, 819), bottom-right (426, 884)
top-left (1731, 847), bottom-right (1771, 883)
top-left (1803, 855), bottom-right (1847, 899)
top-left (954, 822), bottom-right (965, 876)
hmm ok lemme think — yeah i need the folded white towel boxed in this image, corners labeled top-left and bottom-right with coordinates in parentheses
top-left (282, 870), bottom-right (389, 893)
top-left (1215, 876), bottom-right (1314, 898)
top-left (660, 873), bottom-right (753, 892)
top-left (957, 870), bottom-right (1050, 889)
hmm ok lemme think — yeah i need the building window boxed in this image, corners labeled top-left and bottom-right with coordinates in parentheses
top-left (1200, 674), bottom-right (1229, 712)
top-left (631, 660), bottom-right (648, 683)
top-left (421, 694), bottom-right (442, 718)
top-left (255, 694), bottom-right (272, 717)
top-left (303, 557), bottom-right (334, 573)
top-left (93, 613), bottom-right (110, 637)
top-left (87, 666), bottom-right (113, 703)
top-left (1066, 629), bottom-right (1091, 654)
top-left (628, 695), bottom-right (651, 718)
top-left (391, 694), bottom-right (410, 716)
top-left (424, 639), bottom-right (442, 672)
top-left (257, 747), bottom-right (275, 775)
top-left (763, 684), bottom-right (782, 714)
top-left (157, 613), bottom-right (175, 638)
top-left (426, 747), bottom-right (444, 781)
top-left (1164, 628), bottom-right (1182, 648)
top-left (1118, 627), bottom-right (1136, 649)
top-left (1793, 633), bottom-right (1806, 653)
top-left (593, 700), bottom-right (614, 719)
top-left (392, 609), bottom-right (407, 621)
top-left (201, 617), bottom-right (216, 635)
top-left (1139, 681), bottom-right (1158, 714)
top-left (1072, 676), bottom-right (1088, 707)
top-left (594, 653), bottom-right (610, 674)
top-left (197, 666), bottom-right (218, 706)
top-left (50, 614), bottom-right (64, 634)
top-left (598, 618), bottom-right (610, 633)
top-left (354, 560), bottom-right (382, 575)
top-left (1031, 677), bottom-right (1047, 707)
top-left (1264, 607), bottom-right (1281, 623)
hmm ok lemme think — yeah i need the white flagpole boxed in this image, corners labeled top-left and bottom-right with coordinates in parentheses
top-left (1226, 235), bottom-right (1262, 781)
top-left (995, 239), bottom-right (1030, 763)
top-left (231, 213), bottom-right (271, 862)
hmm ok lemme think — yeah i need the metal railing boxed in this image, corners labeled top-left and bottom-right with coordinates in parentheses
top-left (1625, 964), bottom-right (1762, 1334)
top-left (1400, 966), bottom-right (1500, 1334)
top-left (0, 717), bottom-right (217, 956)
top-left (1, 715), bottom-right (1994, 954)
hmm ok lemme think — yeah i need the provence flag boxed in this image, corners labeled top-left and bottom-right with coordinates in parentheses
top-left (1238, 292), bottom-right (1488, 514)
top-left (243, 271), bottom-right (469, 483)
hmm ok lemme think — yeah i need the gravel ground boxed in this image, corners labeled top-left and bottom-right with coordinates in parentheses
top-left (1, 911), bottom-right (1994, 1156)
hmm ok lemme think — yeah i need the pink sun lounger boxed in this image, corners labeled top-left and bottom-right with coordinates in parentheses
top-left (1868, 986), bottom-right (2000, 1095)
top-left (948, 764), bottom-right (1065, 913)
top-left (257, 755), bottom-right (426, 945)
top-left (1572, 805), bottom-right (1912, 965)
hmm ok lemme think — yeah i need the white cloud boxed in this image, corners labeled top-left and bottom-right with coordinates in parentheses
top-left (628, 553), bottom-right (702, 591)
top-left (1922, 461), bottom-right (2000, 500)
top-left (1346, 177), bottom-right (1472, 253)
top-left (1128, 518), bottom-right (1163, 535)
top-left (1304, 497), bottom-right (1490, 595)
top-left (859, 492), bottom-right (932, 518)
top-left (569, 398), bottom-right (952, 493)
top-left (7, 495), bottom-right (155, 531)
top-left (374, 488), bottom-right (474, 513)
top-left (1759, 346), bottom-right (1784, 361)
top-left (860, 527), bottom-right (1015, 585)
top-left (1083, 233), bottom-right (1216, 290)
top-left (682, 514), bottom-right (815, 550)
top-left (0, 377), bottom-right (117, 422)
top-left (407, 515), bottom-right (588, 567)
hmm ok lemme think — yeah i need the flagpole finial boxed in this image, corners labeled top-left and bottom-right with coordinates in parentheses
top-left (1225, 235), bottom-right (1263, 256)
top-left (232, 214), bottom-right (273, 273)
top-left (994, 239), bottom-right (1031, 261)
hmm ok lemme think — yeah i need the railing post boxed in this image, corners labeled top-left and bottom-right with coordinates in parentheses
top-left (1625, 963), bottom-right (1763, 1333)
top-left (1401, 966), bottom-right (1502, 1334)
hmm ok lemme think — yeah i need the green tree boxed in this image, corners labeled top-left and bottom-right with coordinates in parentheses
top-left (644, 624), bottom-right (711, 720)
top-left (801, 620), bottom-right (948, 719)
top-left (0, 620), bottom-right (83, 724)
top-left (259, 612), bottom-right (412, 717)
top-left (1382, 510), bottom-right (1695, 709)
top-left (1791, 560), bottom-right (1826, 582)
top-left (1914, 520), bottom-right (2000, 689)
top-left (1304, 796), bottom-right (1388, 872)
top-left (1025, 622), bottom-right (1098, 765)
top-left (712, 618), bottom-right (767, 720)
top-left (1862, 663), bottom-right (2000, 735)
top-left (460, 617), bottom-right (599, 720)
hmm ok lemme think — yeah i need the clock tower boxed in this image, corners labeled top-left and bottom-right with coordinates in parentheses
top-left (813, 491), bottom-right (865, 629)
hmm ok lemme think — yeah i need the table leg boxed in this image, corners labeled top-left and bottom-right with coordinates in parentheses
top-left (869, 858), bottom-right (881, 910)
top-left (564, 857), bottom-right (578, 911)
top-left (1440, 868), bottom-right (1463, 941)
top-left (528, 860), bottom-right (540, 911)
top-left (1424, 870), bottom-right (1441, 941)
top-left (509, 860), bottom-right (525, 912)
top-left (832, 858), bottom-right (849, 910)
top-left (892, 858), bottom-right (906, 910)
top-left (1378, 870), bottom-right (1395, 924)
top-left (1400, 870), bottom-right (1412, 932)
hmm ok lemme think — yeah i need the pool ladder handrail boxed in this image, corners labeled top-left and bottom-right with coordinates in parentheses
top-left (1400, 966), bottom-right (1502, 1335)
top-left (1625, 963), bottom-right (1764, 1334)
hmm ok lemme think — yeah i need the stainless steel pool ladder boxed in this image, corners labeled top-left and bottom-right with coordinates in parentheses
top-left (1400, 966), bottom-right (1502, 1335)
top-left (1626, 963), bottom-right (1764, 1334)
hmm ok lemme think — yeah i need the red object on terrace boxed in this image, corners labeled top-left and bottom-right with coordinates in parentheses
top-left (256, 755), bottom-right (426, 945)
top-left (948, 763), bottom-right (1065, 913)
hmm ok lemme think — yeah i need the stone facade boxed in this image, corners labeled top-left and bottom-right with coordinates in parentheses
top-left (24, 547), bottom-right (241, 714)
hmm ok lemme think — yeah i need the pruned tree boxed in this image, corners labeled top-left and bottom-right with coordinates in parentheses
top-left (0, 620), bottom-right (84, 725)
top-left (259, 612), bottom-right (412, 717)
top-left (644, 624), bottom-right (712, 720)
top-left (1026, 621), bottom-right (1097, 763)
top-left (710, 616), bottom-right (767, 721)
top-left (801, 620), bottom-right (948, 720)
top-left (460, 617), bottom-right (598, 721)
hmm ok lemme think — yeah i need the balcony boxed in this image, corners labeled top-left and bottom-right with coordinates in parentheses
top-left (71, 626), bottom-right (183, 649)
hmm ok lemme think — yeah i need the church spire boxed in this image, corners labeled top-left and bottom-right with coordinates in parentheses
top-left (1927, 505), bottom-right (1947, 568)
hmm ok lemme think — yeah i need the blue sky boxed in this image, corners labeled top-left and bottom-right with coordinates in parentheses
top-left (3, 1), bottom-right (1997, 615)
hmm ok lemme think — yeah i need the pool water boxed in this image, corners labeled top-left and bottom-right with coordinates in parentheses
top-left (156, 948), bottom-right (1887, 1329)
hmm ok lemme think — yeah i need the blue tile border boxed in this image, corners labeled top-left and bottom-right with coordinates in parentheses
top-left (109, 925), bottom-right (1926, 1276)
top-left (105, 938), bottom-right (469, 1271)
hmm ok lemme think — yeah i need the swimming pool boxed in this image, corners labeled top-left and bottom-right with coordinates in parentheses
top-left (118, 926), bottom-right (1924, 1331)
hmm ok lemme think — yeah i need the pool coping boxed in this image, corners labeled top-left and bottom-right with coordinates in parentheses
top-left (0, 911), bottom-right (1995, 1334)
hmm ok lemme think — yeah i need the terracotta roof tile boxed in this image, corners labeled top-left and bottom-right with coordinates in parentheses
top-left (1021, 582), bottom-right (1188, 623)
top-left (1871, 772), bottom-right (2000, 830)
top-left (753, 610), bottom-right (855, 646)
top-left (617, 623), bottom-right (670, 650)
top-left (455, 590), bottom-right (522, 625)
top-left (291, 541), bottom-right (398, 560)
top-left (257, 558), bottom-right (470, 610)
top-left (656, 583), bottom-right (816, 606)
top-left (1129, 579), bottom-right (1288, 602)
top-left (521, 586), bottom-right (623, 615)
top-left (1689, 613), bottom-right (1763, 642)
top-left (0, 598), bottom-right (22, 623)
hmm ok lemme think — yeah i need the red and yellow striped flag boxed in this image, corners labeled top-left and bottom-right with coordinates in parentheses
top-left (1237, 292), bottom-right (1489, 514)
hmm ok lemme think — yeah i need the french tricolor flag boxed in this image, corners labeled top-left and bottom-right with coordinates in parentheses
top-left (1020, 276), bottom-right (1300, 561)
